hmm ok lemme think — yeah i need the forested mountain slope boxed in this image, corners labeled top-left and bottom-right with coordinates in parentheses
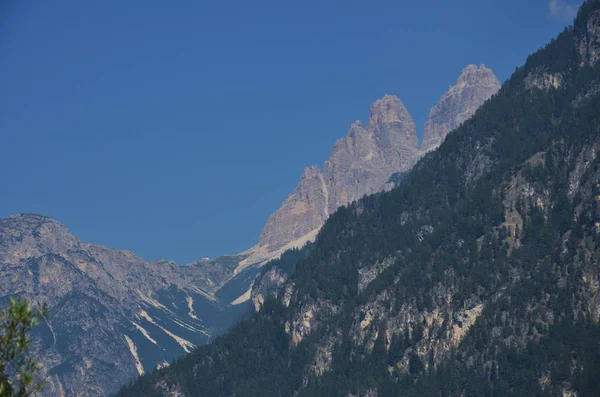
top-left (118, 2), bottom-right (600, 396)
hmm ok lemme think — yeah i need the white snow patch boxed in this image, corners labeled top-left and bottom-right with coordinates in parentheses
top-left (42, 314), bottom-right (56, 345)
top-left (156, 361), bottom-right (170, 370)
top-left (136, 289), bottom-right (173, 313)
top-left (186, 296), bottom-right (198, 319)
top-left (190, 286), bottom-right (218, 302)
top-left (138, 311), bottom-right (195, 353)
top-left (124, 335), bottom-right (144, 376)
top-left (53, 375), bottom-right (65, 397)
top-left (171, 318), bottom-right (210, 336)
top-left (131, 321), bottom-right (158, 345)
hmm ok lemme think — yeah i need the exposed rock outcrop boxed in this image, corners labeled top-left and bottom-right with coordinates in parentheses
top-left (258, 166), bottom-right (328, 253)
top-left (250, 266), bottom-right (288, 312)
top-left (577, 9), bottom-right (600, 66)
top-left (234, 95), bottom-right (422, 273)
top-left (324, 95), bottom-right (419, 214)
top-left (228, 66), bottom-right (500, 289)
top-left (256, 95), bottom-right (420, 257)
top-left (421, 64), bottom-right (500, 153)
top-left (0, 214), bottom-right (234, 396)
top-left (524, 69), bottom-right (564, 91)
top-left (239, 95), bottom-right (420, 267)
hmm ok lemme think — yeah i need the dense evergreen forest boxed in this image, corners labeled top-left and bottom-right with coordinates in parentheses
top-left (117, 2), bottom-right (600, 396)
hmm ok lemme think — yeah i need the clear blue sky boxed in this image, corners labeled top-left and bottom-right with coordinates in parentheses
top-left (0, 0), bottom-right (582, 263)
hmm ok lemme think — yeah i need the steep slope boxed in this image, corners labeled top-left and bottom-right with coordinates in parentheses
top-left (421, 64), bottom-right (501, 153)
top-left (246, 96), bottom-right (419, 263)
top-left (116, 3), bottom-right (600, 396)
top-left (234, 67), bottom-right (499, 274)
top-left (0, 214), bottom-right (239, 396)
top-left (232, 70), bottom-right (499, 280)
top-left (323, 95), bottom-right (419, 215)
top-left (251, 166), bottom-right (329, 263)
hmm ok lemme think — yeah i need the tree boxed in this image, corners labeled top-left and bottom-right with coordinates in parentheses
top-left (0, 297), bottom-right (46, 397)
top-left (408, 352), bottom-right (423, 375)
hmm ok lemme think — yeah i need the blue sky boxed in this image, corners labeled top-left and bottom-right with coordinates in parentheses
top-left (0, 0), bottom-right (582, 263)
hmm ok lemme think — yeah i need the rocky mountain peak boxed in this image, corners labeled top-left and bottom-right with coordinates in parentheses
top-left (456, 64), bottom-right (497, 87)
top-left (248, 94), bottom-right (419, 267)
top-left (421, 64), bottom-right (500, 153)
top-left (0, 213), bottom-right (231, 396)
top-left (245, 68), bottom-right (497, 271)
top-left (347, 120), bottom-right (366, 137)
top-left (0, 214), bottom-right (81, 262)
top-left (368, 95), bottom-right (411, 126)
top-left (300, 165), bottom-right (322, 180)
top-left (3, 213), bottom-right (66, 233)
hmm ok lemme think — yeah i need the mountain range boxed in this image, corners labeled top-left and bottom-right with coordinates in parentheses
top-left (0, 214), bottom-right (249, 396)
top-left (116, 1), bottom-right (600, 396)
top-left (218, 64), bottom-right (500, 304)
top-left (0, 23), bottom-right (507, 397)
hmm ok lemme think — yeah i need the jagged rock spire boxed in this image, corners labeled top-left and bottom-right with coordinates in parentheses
top-left (421, 64), bottom-right (500, 153)
top-left (254, 94), bottom-right (419, 253)
top-left (247, 66), bottom-right (499, 263)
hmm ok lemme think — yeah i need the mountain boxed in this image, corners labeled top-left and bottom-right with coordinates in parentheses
top-left (0, 214), bottom-right (244, 396)
top-left (0, 56), bottom-right (500, 397)
top-left (116, 2), bottom-right (600, 396)
top-left (421, 64), bottom-right (501, 153)
top-left (226, 67), bottom-right (500, 285)
top-left (240, 96), bottom-right (418, 268)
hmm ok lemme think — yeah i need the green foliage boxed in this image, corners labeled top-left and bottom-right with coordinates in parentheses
top-left (0, 297), bottom-right (46, 397)
top-left (258, 244), bottom-right (312, 279)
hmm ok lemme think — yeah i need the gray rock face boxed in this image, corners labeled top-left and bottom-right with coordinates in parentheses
top-left (248, 68), bottom-right (498, 266)
top-left (578, 10), bottom-right (600, 66)
top-left (258, 166), bottom-right (328, 252)
top-left (421, 64), bottom-right (500, 153)
top-left (0, 214), bottom-right (234, 397)
top-left (324, 95), bottom-right (419, 214)
top-left (250, 266), bottom-right (288, 312)
top-left (253, 95), bottom-right (419, 256)
top-left (524, 69), bottom-right (564, 91)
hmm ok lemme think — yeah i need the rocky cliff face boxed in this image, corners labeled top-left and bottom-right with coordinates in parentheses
top-left (255, 96), bottom-right (419, 256)
top-left (0, 214), bottom-right (237, 396)
top-left (258, 166), bottom-right (329, 253)
top-left (324, 95), bottom-right (419, 214)
top-left (236, 67), bottom-right (499, 275)
top-left (577, 7), bottom-right (600, 66)
top-left (421, 64), bottom-right (500, 153)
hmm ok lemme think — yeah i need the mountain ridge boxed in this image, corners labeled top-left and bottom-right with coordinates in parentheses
top-left (2, 60), bottom-right (499, 397)
top-left (0, 62), bottom-right (500, 396)
top-left (224, 64), bottom-right (500, 292)
top-left (116, 3), bottom-right (600, 395)
top-left (0, 213), bottom-right (243, 396)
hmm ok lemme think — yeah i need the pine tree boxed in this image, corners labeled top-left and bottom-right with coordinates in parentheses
top-left (0, 298), bottom-right (46, 397)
